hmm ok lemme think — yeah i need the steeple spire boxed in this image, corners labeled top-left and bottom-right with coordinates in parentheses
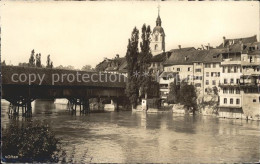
top-left (157, 4), bottom-right (160, 16)
top-left (156, 4), bottom-right (161, 26)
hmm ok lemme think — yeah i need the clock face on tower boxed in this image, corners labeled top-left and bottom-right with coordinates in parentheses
top-left (151, 15), bottom-right (165, 56)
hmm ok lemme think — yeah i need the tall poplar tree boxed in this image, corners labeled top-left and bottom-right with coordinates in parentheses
top-left (138, 24), bottom-right (153, 99)
top-left (29, 49), bottom-right (35, 67)
top-left (125, 27), bottom-right (139, 108)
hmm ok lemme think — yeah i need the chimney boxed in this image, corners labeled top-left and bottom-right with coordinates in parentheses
top-left (116, 54), bottom-right (119, 58)
top-left (207, 43), bottom-right (210, 50)
top-left (178, 45), bottom-right (181, 49)
top-left (104, 57), bottom-right (108, 62)
top-left (223, 36), bottom-right (226, 47)
top-left (201, 45), bottom-right (204, 50)
top-left (239, 38), bottom-right (242, 44)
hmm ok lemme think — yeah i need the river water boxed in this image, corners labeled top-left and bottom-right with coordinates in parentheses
top-left (1, 100), bottom-right (260, 163)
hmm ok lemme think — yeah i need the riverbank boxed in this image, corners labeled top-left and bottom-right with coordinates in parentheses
top-left (1, 100), bottom-right (260, 163)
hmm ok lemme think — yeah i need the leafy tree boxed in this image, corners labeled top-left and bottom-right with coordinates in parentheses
top-left (125, 27), bottom-right (139, 108)
top-left (138, 24), bottom-right (153, 99)
top-left (46, 55), bottom-right (53, 68)
top-left (179, 80), bottom-right (197, 114)
top-left (82, 65), bottom-right (92, 71)
top-left (2, 121), bottom-right (62, 163)
top-left (29, 49), bottom-right (35, 67)
top-left (18, 62), bottom-right (29, 67)
top-left (36, 53), bottom-right (42, 67)
top-left (2, 60), bottom-right (6, 66)
top-left (168, 80), bottom-right (180, 104)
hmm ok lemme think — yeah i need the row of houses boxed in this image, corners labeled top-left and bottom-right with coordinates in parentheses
top-left (95, 35), bottom-right (259, 119)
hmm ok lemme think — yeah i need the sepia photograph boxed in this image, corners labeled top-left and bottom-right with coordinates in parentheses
top-left (1, 0), bottom-right (260, 163)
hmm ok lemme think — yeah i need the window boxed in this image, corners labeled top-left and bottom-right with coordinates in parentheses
top-left (224, 79), bottom-right (228, 84)
top-left (177, 68), bottom-right (181, 72)
top-left (212, 80), bottom-right (216, 85)
top-left (205, 64), bottom-right (211, 68)
top-left (195, 69), bottom-right (201, 72)
top-left (230, 98), bottom-right (233, 104)
top-left (236, 99), bottom-right (240, 104)
top-left (223, 88), bottom-right (228, 94)
top-left (228, 66), bottom-right (231, 73)
top-left (230, 89), bottom-right (234, 94)
top-left (253, 99), bottom-right (256, 102)
top-left (213, 64), bottom-right (216, 68)
top-left (206, 80), bottom-right (209, 85)
top-left (222, 67), bottom-right (225, 73)
top-left (259, 96), bottom-right (260, 102)
top-left (250, 56), bottom-right (253, 63)
top-left (236, 89), bottom-right (240, 94)
top-left (236, 79), bottom-right (240, 84)
top-left (230, 78), bottom-right (234, 84)
top-left (153, 63), bottom-right (155, 67)
top-left (224, 98), bottom-right (227, 104)
top-left (195, 83), bottom-right (201, 87)
top-left (172, 67), bottom-right (174, 70)
top-left (155, 35), bottom-right (158, 41)
top-left (206, 72), bottom-right (209, 77)
top-left (234, 66), bottom-right (237, 73)
top-left (188, 67), bottom-right (191, 71)
top-left (155, 44), bottom-right (158, 50)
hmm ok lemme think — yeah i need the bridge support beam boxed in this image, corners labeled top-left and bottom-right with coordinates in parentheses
top-left (67, 98), bottom-right (90, 114)
top-left (7, 98), bottom-right (33, 117)
top-left (111, 98), bottom-right (119, 112)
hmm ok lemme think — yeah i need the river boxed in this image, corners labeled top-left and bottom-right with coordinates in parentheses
top-left (1, 99), bottom-right (260, 163)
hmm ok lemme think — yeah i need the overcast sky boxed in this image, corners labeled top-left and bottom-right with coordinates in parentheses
top-left (1, 1), bottom-right (259, 69)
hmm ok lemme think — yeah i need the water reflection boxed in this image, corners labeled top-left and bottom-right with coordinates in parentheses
top-left (1, 99), bottom-right (260, 163)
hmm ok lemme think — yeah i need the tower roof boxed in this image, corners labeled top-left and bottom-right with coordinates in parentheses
top-left (156, 15), bottom-right (162, 26)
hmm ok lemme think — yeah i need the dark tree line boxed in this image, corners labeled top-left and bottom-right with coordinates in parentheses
top-left (27, 49), bottom-right (53, 68)
top-left (125, 24), bottom-right (156, 108)
top-left (168, 80), bottom-right (198, 114)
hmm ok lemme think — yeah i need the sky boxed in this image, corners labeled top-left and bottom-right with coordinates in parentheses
top-left (1, 1), bottom-right (259, 69)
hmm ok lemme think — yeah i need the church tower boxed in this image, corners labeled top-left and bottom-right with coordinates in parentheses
top-left (151, 5), bottom-right (165, 55)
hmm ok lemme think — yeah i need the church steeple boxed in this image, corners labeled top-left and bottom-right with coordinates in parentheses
top-left (156, 5), bottom-right (161, 26)
top-left (151, 4), bottom-right (165, 56)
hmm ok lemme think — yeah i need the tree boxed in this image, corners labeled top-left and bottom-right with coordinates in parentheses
top-left (125, 27), bottom-right (139, 108)
top-left (2, 60), bottom-right (6, 66)
top-left (46, 55), bottom-right (53, 68)
top-left (2, 121), bottom-right (62, 162)
top-left (81, 65), bottom-right (92, 71)
top-left (18, 62), bottom-right (29, 67)
top-left (168, 80), bottom-right (180, 104)
top-left (29, 49), bottom-right (35, 67)
top-left (138, 24), bottom-right (153, 99)
top-left (36, 53), bottom-right (42, 67)
top-left (179, 80), bottom-right (197, 114)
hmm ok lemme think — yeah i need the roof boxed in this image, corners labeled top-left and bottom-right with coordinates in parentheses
top-left (150, 52), bottom-right (168, 62)
top-left (2, 66), bottom-right (126, 88)
top-left (218, 35), bottom-right (257, 48)
top-left (159, 72), bottom-right (178, 78)
top-left (164, 48), bottom-right (224, 66)
top-left (105, 57), bottom-right (126, 72)
top-left (153, 26), bottom-right (165, 34)
top-left (169, 47), bottom-right (196, 52)
top-left (150, 47), bottom-right (196, 63)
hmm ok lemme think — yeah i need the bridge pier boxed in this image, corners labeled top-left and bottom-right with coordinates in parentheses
top-left (67, 98), bottom-right (90, 114)
top-left (7, 98), bottom-right (33, 117)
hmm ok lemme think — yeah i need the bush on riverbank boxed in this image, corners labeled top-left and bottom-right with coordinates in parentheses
top-left (2, 121), bottom-right (62, 163)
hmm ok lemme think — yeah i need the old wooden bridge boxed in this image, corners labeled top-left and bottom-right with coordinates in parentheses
top-left (1, 66), bottom-right (127, 117)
